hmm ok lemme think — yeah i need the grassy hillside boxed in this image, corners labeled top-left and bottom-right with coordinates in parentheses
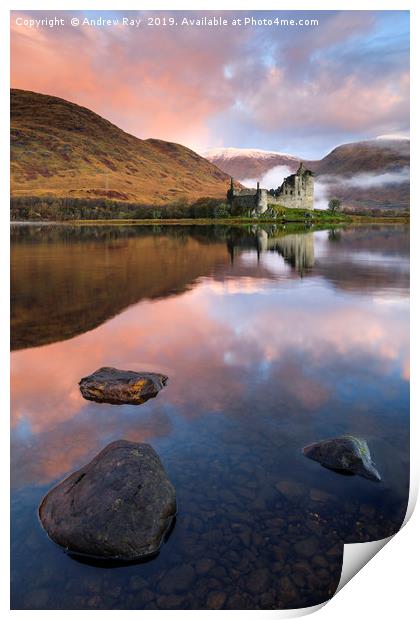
top-left (306, 139), bottom-right (409, 176)
top-left (11, 89), bottom-right (234, 205)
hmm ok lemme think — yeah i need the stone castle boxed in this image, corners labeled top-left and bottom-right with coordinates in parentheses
top-left (227, 162), bottom-right (314, 215)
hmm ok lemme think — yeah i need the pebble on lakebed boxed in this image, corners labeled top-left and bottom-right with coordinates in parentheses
top-left (303, 435), bottom-right (381, 482)
top-left (39, 440), bottom-right (176, 561)
top-left (79, 367), bottom-right (168, 405)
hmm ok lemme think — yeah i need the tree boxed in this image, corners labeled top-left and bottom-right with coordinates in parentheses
top-left (328, 198), bottom-right (342, 213)
top-left (213, 203), bottom-right (230, 219)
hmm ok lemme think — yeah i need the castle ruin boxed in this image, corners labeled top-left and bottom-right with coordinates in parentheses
top-left (228, 162), bottom-right (314, 216)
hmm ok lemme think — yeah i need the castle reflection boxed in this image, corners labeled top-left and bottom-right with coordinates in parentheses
top-left (11, 224), bottom-right (408, 351)
top-left (227, 227), bottom-right (315, 272)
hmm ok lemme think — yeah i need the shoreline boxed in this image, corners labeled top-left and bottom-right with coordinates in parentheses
top-left (10, 216), bottom-right (410, 226)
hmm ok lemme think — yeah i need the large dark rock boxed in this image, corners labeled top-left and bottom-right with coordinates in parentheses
top-left (79, 367), bottom-right (168, 405)
top-left (303, 435), bottom-right (381, 482)
top-left (39, 440), bottom-right (176, 560)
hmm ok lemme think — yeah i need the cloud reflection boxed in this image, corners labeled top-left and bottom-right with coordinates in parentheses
top-left (11, 228), bottom-right (409, 488)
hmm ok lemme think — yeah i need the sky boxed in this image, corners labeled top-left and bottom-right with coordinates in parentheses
top-left (11, 10), bottom-right (409, 159)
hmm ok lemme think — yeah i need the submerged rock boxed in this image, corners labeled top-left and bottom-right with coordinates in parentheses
top-left (39, 440), bottom-right (176, 560)
top-left (303, 435), bottom-right (381, 482)
top-left (79, 367), bottom-right (168, 405)
top-left (159, 564), bottom-right (196, 593)
top-left (275, 479), bottom-right (306, 500)
top-left (207, 590), bottom-right (227, 609)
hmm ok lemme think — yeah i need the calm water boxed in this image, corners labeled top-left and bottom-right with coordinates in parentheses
top-left (11, 223), bottom-right (409, 610)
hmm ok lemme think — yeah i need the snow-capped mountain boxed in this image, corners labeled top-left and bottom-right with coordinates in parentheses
top-left (203, 147), bottom-right (298, 161)
top-left (202, 147), bottom-right (299, 181)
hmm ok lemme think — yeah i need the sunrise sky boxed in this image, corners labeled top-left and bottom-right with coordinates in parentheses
top-left (11, 10), bottom-right (409, 158)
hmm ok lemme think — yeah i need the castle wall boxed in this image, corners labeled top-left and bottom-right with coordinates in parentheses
top-left (231, 192), bottom-right (258, 215)
top-left (268, 190), bottom-right (313, 210)
top-left (271, 169), bottom-right (314, 210)
top-left (230, 188), bottom-right (268, 215)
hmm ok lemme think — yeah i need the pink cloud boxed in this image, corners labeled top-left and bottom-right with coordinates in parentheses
top-left (11, 12), bottom-right (245, 150)
top-left (10, 10), bottom-right (409, 153)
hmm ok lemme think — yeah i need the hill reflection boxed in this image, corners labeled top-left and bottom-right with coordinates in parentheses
top-left (11, 224), bottom-right (409, 350)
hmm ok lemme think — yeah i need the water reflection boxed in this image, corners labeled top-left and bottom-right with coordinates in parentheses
top-left (227, 227), bottom-right (315, 272)
top-left (12, 224), bottom-right (409, 350)
top-left (11, 224), bottom-right (409, 610)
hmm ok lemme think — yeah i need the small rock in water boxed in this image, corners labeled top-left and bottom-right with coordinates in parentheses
top-left (294, 537), bottom-right (319, 557)
top-left (207, 590), bottom-right (227, 609)
top-left (39, 440), bottom-right (176, 560)
top-left (25, 588), bottom-right (50, 609)
top-left (195, 558), bottom-right (215, 575)
top-left (129, 575), bottom-right (148, 591)
top-left (309, 488), bottom-right (333, 503)
top-left (79, 366), bottom-right (168, 405)
top-left (275, 480), bottom-right (306, 500)
top-left (303, 435), bottom-right (381, 482)
top-left (246, 568), bottom-right (270, 594)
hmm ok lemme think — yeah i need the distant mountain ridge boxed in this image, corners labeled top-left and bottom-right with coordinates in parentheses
top-left (10, 89), bottom-right (234, 205)
top-left (204, 140), bottom-right (409, 178)
top-left (204, 139), bottom-right (410, 210)
top-left (202, 147), bottom-right (299, 181)
top-left (203, 147), bottom-right (298, 160)
top-left (307, 138), bottom-right (409, 176)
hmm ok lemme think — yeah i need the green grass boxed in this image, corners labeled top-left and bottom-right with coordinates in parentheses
top-left (66, 216), bottom-right (408, 228)
top-left (260, 205), bottom-right (350, 222)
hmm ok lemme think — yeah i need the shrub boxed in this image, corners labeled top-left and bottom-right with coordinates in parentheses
top-left (213, 203), bottom-right (231, 218)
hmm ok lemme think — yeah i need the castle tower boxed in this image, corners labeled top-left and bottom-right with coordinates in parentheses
top-left (255, 181), bottom-right (268, 214)
top-left (296, 162), bottom-right (305, 175)
top-left (274, 163), bottom-right (314, 210)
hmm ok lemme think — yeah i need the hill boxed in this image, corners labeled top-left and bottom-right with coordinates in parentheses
top-left (10, 89), bottom-right (233, 205)
top-left (308, 139), bottom-right (409, 211)
top-left (307, 139), bottom-right (409, 176)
